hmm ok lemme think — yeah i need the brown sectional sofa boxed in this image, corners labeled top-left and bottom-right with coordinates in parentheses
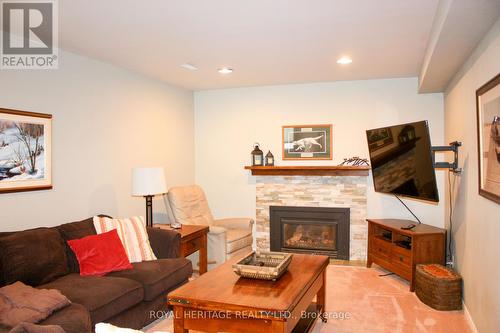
top-left (0, 216), bottom-right (193, 333)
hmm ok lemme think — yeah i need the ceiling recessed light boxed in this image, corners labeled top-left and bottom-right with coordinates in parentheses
top-left (337, 57), bottom-right (353, 65)
top-left (218, 67), bottom-right (233, 74)
top-left (180, 63), bottom-right (198, 71)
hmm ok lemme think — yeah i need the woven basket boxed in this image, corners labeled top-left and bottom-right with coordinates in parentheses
top-left (415, 264), bottom-right (462, 311)
top-left (232, 251), bottom-right (292, 281)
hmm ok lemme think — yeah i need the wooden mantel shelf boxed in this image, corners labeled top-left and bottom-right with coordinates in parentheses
top-left (244, 165), bottom-right (370, 176)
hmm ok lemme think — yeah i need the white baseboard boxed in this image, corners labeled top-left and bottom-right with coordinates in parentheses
top-left (463, 301), bottom-right (479, 333)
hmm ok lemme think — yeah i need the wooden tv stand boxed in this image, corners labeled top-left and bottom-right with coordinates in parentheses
top-left (366, 219), bottom-right (446, 291)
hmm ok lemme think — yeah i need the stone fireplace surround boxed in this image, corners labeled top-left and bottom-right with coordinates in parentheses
top-left (255, 173), bottom-right (368, 261)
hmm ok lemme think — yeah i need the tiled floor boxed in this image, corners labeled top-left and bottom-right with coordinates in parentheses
top-left (144, 264), bottom-right (474, 333)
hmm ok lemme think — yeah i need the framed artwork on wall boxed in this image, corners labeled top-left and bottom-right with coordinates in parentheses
top-left (366, 127), bottom-right (394, 151)
top-left (0, 108), bottom-right (52, 193)
top-left (476, 73), bottom-right (500, 204)
top-left (282, 124), bottom-right (332, 160)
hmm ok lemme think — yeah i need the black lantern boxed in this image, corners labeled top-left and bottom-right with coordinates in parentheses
top-left (251, 143), bottom-right (264, 166)
top-left (398, 125), bottom-right (416, 144)
top-left (265, 151), bottom-right (274, 166)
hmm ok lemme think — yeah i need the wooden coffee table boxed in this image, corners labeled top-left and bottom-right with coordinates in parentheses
top-left (168, 253), bottom-right (329, 333)
top-left (154, 224), bottom-right (209, 275)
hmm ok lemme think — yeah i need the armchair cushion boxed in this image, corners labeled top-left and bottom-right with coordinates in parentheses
top-left (226, 229), bottom-right (253, 254)
top-left (167, 185), bottom-right (214, 226)
top-left (213, 218), bottom-right (254, 231)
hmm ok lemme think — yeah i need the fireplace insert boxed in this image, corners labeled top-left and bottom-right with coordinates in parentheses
top-left (270, 206), bottom-right (350, 259)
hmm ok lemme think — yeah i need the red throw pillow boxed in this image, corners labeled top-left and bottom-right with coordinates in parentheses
top-left (67, 229), bottom-right (132, 276)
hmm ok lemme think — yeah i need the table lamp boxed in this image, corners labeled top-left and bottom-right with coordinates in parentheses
top-left (132, 167), bottom-right (167, 227)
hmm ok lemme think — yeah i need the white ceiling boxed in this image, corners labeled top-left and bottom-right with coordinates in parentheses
top-left (58, 0), bottom-right (500, 91)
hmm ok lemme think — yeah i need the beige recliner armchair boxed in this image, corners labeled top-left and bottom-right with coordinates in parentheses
top-left (166, 185), bottom-right (254, 270)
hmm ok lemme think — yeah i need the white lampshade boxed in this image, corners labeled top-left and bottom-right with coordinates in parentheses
top-left (132, 167), bottom-right (167, 196)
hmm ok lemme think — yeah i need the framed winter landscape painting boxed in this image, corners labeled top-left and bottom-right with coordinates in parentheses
top-left (0, 108), bottom-right (52, 193)
top-left (477, 74), bottom-right (500, 204)
top-left (282, 124), bottom-right (332, 160)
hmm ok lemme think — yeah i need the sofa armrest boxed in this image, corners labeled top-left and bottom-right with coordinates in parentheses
top-left (147, 227), bottom-right (181, 259)
top-left (213, 218), bottom-right (254, 231)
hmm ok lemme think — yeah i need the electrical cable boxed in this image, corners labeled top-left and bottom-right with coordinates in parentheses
top-left (394, 195), bottom-right (422, 224)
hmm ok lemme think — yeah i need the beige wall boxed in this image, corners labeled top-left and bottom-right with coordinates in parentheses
top-left (0, 50), bottom-right (194, 231)
top-left (444, 18), bottom-right (500, 333)
top-left (194, 77), bottom-right (445, 228)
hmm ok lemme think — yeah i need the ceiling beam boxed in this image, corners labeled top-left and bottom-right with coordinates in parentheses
top-left (418, 0), bottom-right (500, 93)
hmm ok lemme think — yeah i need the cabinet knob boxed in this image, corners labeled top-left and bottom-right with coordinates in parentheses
top-left (399, 256), bottom-right (403, 261)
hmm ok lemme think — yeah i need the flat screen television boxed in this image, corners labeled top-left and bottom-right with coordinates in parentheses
top-left (366, 120), bottom-right (439, 202)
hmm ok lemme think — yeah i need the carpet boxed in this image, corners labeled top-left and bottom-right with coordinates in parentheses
top-left (143, 264), bottom-right (473, 333)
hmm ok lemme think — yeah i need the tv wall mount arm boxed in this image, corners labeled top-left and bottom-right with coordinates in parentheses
top-left (431, 141), bottom-right (462, 174)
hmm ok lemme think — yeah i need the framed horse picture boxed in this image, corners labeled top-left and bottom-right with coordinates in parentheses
top-left (282, 124), bottom-right (332, 160)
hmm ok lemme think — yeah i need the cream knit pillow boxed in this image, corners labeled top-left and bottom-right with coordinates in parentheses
top-left (93, 216), bottom-right (156, 263)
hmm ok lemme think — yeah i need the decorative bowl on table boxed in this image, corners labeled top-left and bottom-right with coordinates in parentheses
top-left (232, 251), bottom-right (293, 281)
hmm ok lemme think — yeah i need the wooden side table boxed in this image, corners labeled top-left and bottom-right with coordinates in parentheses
top-left (154, 224), bottom-right (209, 275)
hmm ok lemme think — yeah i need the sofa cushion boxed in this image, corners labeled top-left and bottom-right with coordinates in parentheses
top-left (39, 274), bottom-right (143, 324)
top-left (93, 216), bottom-right (157, 263)
top-left (107, 258), bottom-right (192, 301)
top-left (57, 217), bottom-right (99, 273)
top-left (39, 303), bottom-right (92, 333)
top-left (0, 228), bottom-right (69, 286)
top-left (67, 229), bottom-right (132, 276)
top-left (104, 292), bottom-right (167, 330)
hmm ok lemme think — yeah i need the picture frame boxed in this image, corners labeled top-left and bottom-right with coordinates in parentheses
top-left (0, 108), bottom-right (52, 193)
top-left (476, 73), bottom-right (500, 204)
top-left (282, 124), bottom-right (332, 160)
top-left (366, 127), bottom-right (394, 151)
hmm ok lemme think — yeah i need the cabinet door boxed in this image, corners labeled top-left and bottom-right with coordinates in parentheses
top-left (392, 244), bottom-right (412, 273)
top-left (371, 237), bottom-right (392, 262)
